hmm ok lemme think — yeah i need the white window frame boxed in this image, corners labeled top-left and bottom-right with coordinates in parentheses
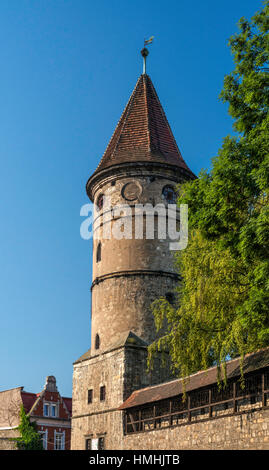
top-left (50, 404), bottom-right (57, 417)
top-left (91, 438), bottom-right (98, 450)
top-left (43, 403), bottom-right (49, 417)
top-left (38, 429), bottom-right (48, 450)
top-left (43, 402), bottom-right (58, 418)
top-left (54, 430), bottom-right (65, 450)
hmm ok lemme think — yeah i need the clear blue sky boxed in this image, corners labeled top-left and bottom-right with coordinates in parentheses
top-left (0, 0), bottom-right (263, 397)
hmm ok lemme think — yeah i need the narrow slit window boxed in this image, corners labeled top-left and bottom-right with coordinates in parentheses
top-left (100, 386), bottom-right (106, 401)
top-left (98, 437), bottom-right (105, 450)
top-left (96, 243), bottom-right (101, 263)
top-left (95, 334), bottom-right (100, 350)
top-left (85, 438), bottom-right (92, 450)
top-left (88, 389), bottom-right (93, 404)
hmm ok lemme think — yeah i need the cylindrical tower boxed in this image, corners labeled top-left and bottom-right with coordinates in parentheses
top-left (86, 73), bottom-right (195, 353)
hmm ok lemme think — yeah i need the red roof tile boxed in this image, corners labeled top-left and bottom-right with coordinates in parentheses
top-left (63, 397), bottom-right (72, 415)
top-left (93, 74), bottom-right (194, 177)
top-left (21, 392), bottom-right (39, 413)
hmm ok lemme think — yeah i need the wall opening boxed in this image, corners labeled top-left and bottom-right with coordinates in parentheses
top-left (96, 243), bottom-right (101, 263)
top-left (100, 386), bottom-right (106, 401)
top-left (95, 334), bottom-right (100, 350)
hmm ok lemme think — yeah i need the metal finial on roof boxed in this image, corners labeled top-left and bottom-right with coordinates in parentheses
top-left (141, 47), bottom-right (149, 74)
top-left (141, 36), bottom-right (154, 74)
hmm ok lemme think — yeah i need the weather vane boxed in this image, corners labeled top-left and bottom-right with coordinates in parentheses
top-left (141, 36), bottom-right (154, 75)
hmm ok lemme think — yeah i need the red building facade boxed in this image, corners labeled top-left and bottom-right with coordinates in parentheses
top-left (0, 376), bottom-right (72, 450)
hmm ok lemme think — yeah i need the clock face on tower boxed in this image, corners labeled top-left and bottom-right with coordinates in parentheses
top-left (121, 181), bottom-right (142, 201)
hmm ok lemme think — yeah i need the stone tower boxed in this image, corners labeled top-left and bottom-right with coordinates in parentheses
top-left (71, 54), bottom-right (195, 450)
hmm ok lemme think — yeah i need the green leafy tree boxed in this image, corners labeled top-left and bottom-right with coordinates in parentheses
top-left (148, 1), bottom-right (269, 385)
top-left (14, 405), bottom-right (43, 450)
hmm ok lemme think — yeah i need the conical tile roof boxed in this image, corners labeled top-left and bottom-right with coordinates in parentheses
top-left (93, 74), bottom-right (193, 176)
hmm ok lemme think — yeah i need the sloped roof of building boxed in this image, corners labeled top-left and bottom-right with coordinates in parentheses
top-left (73, 347), bottom-right (92, 364)
top-left (91, 74), bottom-right (195, 178)
top-left (21, 391), bottom-right (39, 414)
top-left (73, 330), bottom-right (148, 364)
top-left (119, 347), bottom-right (269, 410)
top-left (62, 397), bottom-right (72, 415)
top-left (20, 384), bottom-right (72, 415)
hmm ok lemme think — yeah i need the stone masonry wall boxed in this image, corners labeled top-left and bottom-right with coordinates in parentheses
top-left (0, 429), bottom-right (18, 450)
top-left (91, 274), bottom-right (177, 353)
top-left (71, 347), bottom-right (126, 449)
top-left (122, 408), bottom-right (269, 450)
top-left (124, 347), bottom-right (174, 401)
top-left (71, 344), bottom-right (175, 450)
top-left (90, 171), bottom-right (181, 353)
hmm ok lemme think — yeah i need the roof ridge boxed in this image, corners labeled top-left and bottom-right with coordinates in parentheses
top-left (143, 74), bottom-right (151, 152)
top-left (146, 74), bottom-right (160, 153)
top-left (0, 386), bottom-right (23, 394)
top-left (147, 75), bottom-right (183, 159)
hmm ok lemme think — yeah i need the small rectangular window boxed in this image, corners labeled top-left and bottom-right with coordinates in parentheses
top-left (55, 432), bottom-right (64, 450)
top-left (44, 403), bottom-right (57, 418)
top-left (51, 404), bottom-right (57, 417)
top-left (85, 438), bottom-right (92, 450)
top-left (44, 404), bottom-right (49, 416)
top-left (88, 389), bottom-right (93, 404)
top-left (98, 437), bottom-right (105, 450)
top-left (100, 386), bottom-right (106, 402)
top-left (96, 243), bottom-right (101, 262)
top-left (38, 431), bottom-right (47, 450)
top-left (91, 438), bottom-right (99, 450)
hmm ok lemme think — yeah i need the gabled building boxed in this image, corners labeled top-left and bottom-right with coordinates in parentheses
top-left (0, 376), bottom-right (72, 450)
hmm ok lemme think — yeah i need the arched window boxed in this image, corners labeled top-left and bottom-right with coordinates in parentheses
top-left (95, 334), bottom-right (100, 350)
top-left (96, 242), bottom-right (101, 263)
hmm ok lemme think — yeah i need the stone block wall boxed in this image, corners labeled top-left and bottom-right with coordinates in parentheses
top-left (90, 170), bottom-right (181, 353)
top-left (71, 347), bottom-right (126, 449)
top-left (91, 274), bottom-right (177, 353)
top-left (71, 343), bottom-right (175, 449)
top-left (0, 428), bottom-right (18, 450)
top-left (122, 408), bottom-right (269, 450)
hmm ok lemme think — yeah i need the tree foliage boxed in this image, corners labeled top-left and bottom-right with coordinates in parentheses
top-left (148, 1), bottom-right (269, 384)
top-left (14, 405), bottom-right (43, 450)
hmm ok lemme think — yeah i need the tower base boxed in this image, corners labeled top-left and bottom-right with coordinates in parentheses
top-left (71, 331), bottom-right (174, 449)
